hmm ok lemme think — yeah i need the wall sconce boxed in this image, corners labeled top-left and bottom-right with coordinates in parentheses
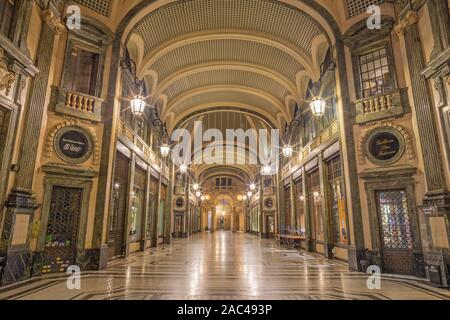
top-left (250, 183), bottom-right (256, 191)
top-left (196, 191), bottom-right (202, 198)
top-left (310, 96), bottom-right (326, 117)
top-left (130, 95), bottom-right (146, 117)
top-left (282, 145), bottom-right (293, 158)
top-left (179, 164), bottom-right (188, 174)
top-left (262, 165), bottom-right (273, 175)
top-left (160, 144), bottom-right (170, 157)
top-left (247, 191), bottom-right (253, 198)
top-left (192, 183), bottom-right (200, 191)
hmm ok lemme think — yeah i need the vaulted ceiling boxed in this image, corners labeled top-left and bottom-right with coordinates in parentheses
top-left (125, 0), bottom-right (330, 134)
top-left (122, 0), bottom-right (333, 184)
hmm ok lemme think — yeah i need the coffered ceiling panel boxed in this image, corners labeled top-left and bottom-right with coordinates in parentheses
top-left (134, 0), bottom-right (324, 57)
top-left (73, 0), bottom-right (112, 17)
top-left (150, 39), bottom-right (304, 83)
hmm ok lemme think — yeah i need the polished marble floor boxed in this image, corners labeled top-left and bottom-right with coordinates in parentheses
top-left (0, 232), bottom-right (449, 300)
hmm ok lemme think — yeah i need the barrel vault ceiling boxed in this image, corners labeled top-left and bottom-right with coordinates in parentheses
top-left (122, 0), bottom-right (332, 182)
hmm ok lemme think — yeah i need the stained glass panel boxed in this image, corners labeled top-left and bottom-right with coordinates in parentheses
top-left (376, 190), bottom-right (413, 250)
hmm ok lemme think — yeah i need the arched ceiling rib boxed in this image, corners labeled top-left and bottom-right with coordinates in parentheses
top-left (163, 69), bottom-right (289, 104)
top-left (148, 38), bottom-right (305, 84)
top-left (172, 106), bottom-right (277, 133)
top-left (167, 87), bottom-right (286, 119)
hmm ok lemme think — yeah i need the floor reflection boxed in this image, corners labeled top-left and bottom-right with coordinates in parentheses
top-left (0, 232), bottom-right (448, 300)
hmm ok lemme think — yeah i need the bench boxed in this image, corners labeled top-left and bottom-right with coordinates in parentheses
top-left (277, 234), bottom-right (305, 248)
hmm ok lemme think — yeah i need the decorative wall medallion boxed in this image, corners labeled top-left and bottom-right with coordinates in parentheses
top-left (175, 197), bottom-right (185, 209)
top-left (264, 198), bottom-right (274, 209)
top-left (358, 120), bottom-right (415, 165)
top-left (54, 126), bottom-right (93, 164)
top-left (364, 127), bottom-right (405, 165)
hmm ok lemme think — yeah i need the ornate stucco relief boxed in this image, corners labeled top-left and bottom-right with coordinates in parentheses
top-left (45, 117), bottom-right (100, 165)
top-left (358, 119), bottom-right (415, 165)
top-left (0, 49), bottom-right (16, 97)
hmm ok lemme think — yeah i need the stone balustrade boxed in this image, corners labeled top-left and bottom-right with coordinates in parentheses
top-left (354, 88), bottom-right (409, 123)
top-left (53, 86), bottom-right (103, 122)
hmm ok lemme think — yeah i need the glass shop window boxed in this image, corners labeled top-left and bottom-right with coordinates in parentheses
top-left (359, 47), bottom-right (393, 98)
top-left (65, 46), bottom-right (100, 96)
top-left (0, 0), bottom-right (16, 39)
top-left (307, 169), bottom-right (323, 241)
top-left (129, 167), bottom-right (146, 242)
top-left (326, 156), bottom-right (349, 245)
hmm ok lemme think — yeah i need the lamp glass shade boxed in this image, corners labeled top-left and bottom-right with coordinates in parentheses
top-left (247, 192), bottom-right (253, 198)
top-left (310, 96), bottom-right (326, 117)
top-left (196, 191), bottom-right (201, 198)
top-left (160, 144), bottom-right (170, 157)
top-left (179, 164), bottom-right (188, 174)
top-left (192, 183), bottom-right (199, 191)
top-left (250, 184), bottom-right (256, 191)
top-left (262, 165), bottom-right (272, 175)
top-left (282, 145), bottom-right (293, 157)
top-left (130, 96), bottom-right (146, 117)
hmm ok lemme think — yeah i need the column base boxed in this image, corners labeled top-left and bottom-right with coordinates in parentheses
top-left (422, 193), bottom-right (450, 287)
top-left (347, 247), bottom-right (370, 272)
top-left (0, 249), bottom-right (33, 286)
top-left (323, 243), bottom-right (334, 259)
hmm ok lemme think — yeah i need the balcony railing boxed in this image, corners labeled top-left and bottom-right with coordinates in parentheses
top-left (302, 120), bottom-right (338, 159)
top-left (53, 86), bottom-right (103, 122)
top-left (118, 119), bottom-right (161, 170)
top-left (354, 88), bottom-right (409, 123)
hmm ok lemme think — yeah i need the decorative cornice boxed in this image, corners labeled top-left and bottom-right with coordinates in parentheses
top-left (41, 9), bottom-right (65, 35)
top-left (394, 10), bottom-right (418, 35)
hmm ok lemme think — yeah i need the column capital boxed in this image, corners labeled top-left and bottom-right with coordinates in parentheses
top-left (394, 10), bottom-right (418, 36)
top-left (41, 9), bottom-right (65, 35)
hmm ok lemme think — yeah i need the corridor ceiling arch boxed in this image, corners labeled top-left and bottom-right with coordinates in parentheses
top-left (117, 0), bottom-right (341, 132)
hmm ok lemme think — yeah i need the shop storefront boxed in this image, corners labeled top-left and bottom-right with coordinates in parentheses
top-left (108, 151), bottom-right (130, 260)
top-left (307, 169), bottom-right (323, 250)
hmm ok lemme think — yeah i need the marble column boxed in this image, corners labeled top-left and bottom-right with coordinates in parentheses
top-left (289, 175), bottom-right (296, 229)
top-left (259, 178), bottom-right (264, 237)
top-left (301, 169), bottom-right (313, 252)
top-left (152, 171), bottom-right (162, 247)
top-left (184, 175), bottom-right (190, 238)
top-left (163, 162), bottom-right (174, 244)
top-left (396, 8), bottom-right (450, 286)
top-left (277, 171), bottom-right (286, 232)
top-left (318, 154), bottom-right (333, 259)
top-left (1, 8), bottom-right (64, 286)
top-left (395, 11), bottom-right (447, 194)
